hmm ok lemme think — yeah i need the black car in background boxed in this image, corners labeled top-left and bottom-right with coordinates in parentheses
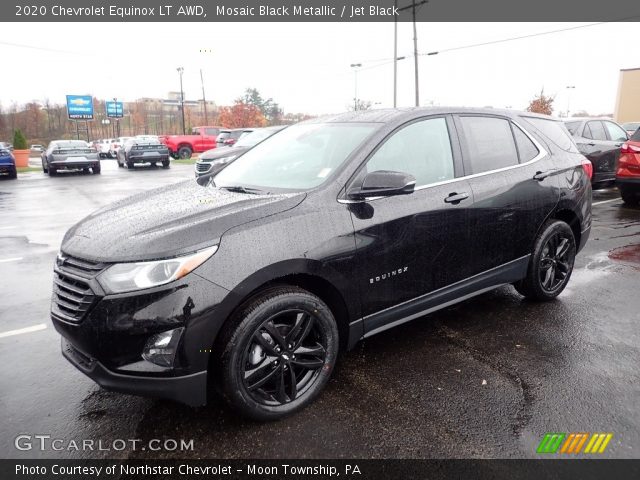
top-left (116, 135), bottom-right (170, 169)
top-left (195, 126), bottom-right (286, 178)
top-left (41, 140), bottom-right (101, 176)
top-left (564, 118), bottom-right (629, 188)
top-left (52, 108), bottom-right (591, 421)
top-left (0, 143), bottom-right (16, 179)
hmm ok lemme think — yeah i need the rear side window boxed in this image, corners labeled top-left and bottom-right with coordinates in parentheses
top-left (512, 125), bottom-right (539, 163)
top-left (459, 116), bottom-right (518, 174)
top-left (366, 117), bottom-right (454, 187)
top-left (205, 128), bottom-right (219, 136)
top-left (564, 121), bottom-right (581, 136)
top-left (522, 117), bottom-right (579, 153)
top-left (632, 129), bottom-right (640, 142)
top-left (585, 121), bottom-right (607, 141)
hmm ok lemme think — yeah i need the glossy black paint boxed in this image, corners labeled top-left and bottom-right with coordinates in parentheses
top-left (564, 118), bottom-right (629, 187)
top-left (53, 108), bottom-right (592, 406)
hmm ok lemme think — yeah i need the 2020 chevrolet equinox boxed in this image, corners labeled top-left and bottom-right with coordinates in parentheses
top-left (52, 108), bottom-right (592, 420)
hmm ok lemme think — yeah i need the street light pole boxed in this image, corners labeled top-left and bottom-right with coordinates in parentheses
top-left (200, 69), bottom-right (208, 125)
top-left (350, 63), bottom-right (362, 110)
top-left (412, 0), bottom-right (419, 106)
top-left (177, 67), bottom-right (186, 134)
top-left (393, 0), bottom-right (398, 108)
top-left (566, 85), bottom-right (575, 118)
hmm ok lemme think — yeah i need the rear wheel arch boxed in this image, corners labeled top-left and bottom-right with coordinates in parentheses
top-left (551, 208), bottom-right (581, 248)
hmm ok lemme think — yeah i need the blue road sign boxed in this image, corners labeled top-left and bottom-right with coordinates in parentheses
top-left (66, 95), bottom-right (94, 120)
top-left (106, 101), bottom-right (124, 118)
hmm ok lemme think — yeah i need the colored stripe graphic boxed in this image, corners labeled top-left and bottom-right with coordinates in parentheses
top-left (537, 433), bottom-right (566, 453)
top-left (539, 433), bottom-right (613, 454)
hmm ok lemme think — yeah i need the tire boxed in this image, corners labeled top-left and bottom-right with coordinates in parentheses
top-left (8, 168), bottom-right (17, 179)
top-left (177, 146), bottom-right (192, 159)
top-left (216, 286), bottom-right (339, 421)
top-left (162, 160), bottom-right (170, 169)
top-left (42, 159), bottom-right (48, 174)
top-left (620, 187), bottom-right (640, 206)
top-left (117, 159), bottom-right (123, 168)
top-left (82, 167), bottom-right (90, 174)
top-left (514, 220), bottom-right (576, 301)
top-left (93, 164), bottom-right (101, 174)
top-left (126, 161), bottom-right (134, 169)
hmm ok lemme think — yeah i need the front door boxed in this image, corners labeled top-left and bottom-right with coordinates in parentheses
top-left (346, 116), bottom-right (474, 321)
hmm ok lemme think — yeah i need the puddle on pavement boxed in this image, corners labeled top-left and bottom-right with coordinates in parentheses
top-left (608, 244), bottom-right (640, 267)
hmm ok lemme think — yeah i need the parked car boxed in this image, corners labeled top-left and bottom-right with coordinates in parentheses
top-left (0, 143), bottom-right (17, 179)
top-left (30, 144), bottom-right (45, 153)
top-left (194, 126), bottom-right (286, 178)
top-left (564, 118), bottom-right (629, 188)
top-left (52, 108), bottom-right (591, 420)
top-left (159, 126), bottom-right (223, 159)
top-left (109, 137), bottom-right (132, 158)
top-left (616, 128), bottom-right (640, 205)
top-left (621, 122), bottom-right (640, 137)
top-left (216, 128), bottom-right (251, 148)
top-left (96, 139), bottom-right (115, 159)
top-left (117, 135), bottom-right (170, 169)
top-left (1, 142), bottom-right (14, 151)
top-left (41, 140), bottom-right (100, 176)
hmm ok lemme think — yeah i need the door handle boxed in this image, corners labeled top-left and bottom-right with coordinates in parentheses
top-left (533, 170), bottom-right (555, 181)
top-left (587, 142), bottom-right (596, 146)
top-left (615, 143), bottom-right (623, 147)
top-left (444, 192), bottom-right (469, 204)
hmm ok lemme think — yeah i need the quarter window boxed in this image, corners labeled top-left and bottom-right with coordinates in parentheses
top-left (460, 116), bottom-right (518, 174)
top-left (364, 117), bottom-right (454, 187)
top-left (603, 122), bottom-right (627, 142)
top-left (512, 125), bottom-right (539, 163)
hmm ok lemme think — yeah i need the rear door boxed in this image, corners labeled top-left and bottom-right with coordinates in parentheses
top-left (454, 114), bottom-right (560, 275)
top-left (579, 120), bottom-right (619, 184)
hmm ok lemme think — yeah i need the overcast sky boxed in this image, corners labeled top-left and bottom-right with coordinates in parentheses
top-left (0, 22), bottom-right (637, 116)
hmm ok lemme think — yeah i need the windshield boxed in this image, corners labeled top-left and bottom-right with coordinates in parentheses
top-left (214, 123), bottom-right (377, 191)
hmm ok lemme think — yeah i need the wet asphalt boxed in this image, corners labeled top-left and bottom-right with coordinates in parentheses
top-left (0, 160), bottom-right (638, 460)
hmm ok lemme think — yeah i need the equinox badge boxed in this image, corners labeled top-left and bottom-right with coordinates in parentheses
top-left (370, 267), bottom-right (408, 284)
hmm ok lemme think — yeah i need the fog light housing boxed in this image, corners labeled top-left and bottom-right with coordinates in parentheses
top-left (142, 327), bottom-right (184, 367)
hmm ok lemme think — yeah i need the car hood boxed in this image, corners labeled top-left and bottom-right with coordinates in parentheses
top-left (200, 146), bottom-right (248, 161)
top-left (61, 180), bottom-right (306, 263)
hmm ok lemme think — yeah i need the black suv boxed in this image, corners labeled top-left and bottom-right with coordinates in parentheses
top-left (52, 108), bottom-right (592, 420)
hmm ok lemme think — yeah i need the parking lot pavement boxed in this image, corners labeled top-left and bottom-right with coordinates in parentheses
top-left (0, 170), bottom-right (638, 459)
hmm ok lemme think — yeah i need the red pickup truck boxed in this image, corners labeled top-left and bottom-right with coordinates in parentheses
top-left (160, 126), bottom-right (223, 159)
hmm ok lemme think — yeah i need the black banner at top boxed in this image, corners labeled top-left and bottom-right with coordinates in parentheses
top-left (5, 0), bottom-right (640, 22)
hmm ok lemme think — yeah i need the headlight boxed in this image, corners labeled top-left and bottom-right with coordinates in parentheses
top-left (215, 155), bottom-right (237, 164)
top-left (97, 246), bottom-right (218, 294)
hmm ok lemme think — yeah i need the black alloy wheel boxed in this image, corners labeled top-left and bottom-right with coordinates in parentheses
top-left (242, 309), bottom-right (327, 406)
top-left (217, 287), bottom-right (338, 420)
top-left (515, 220), bottom-right (576, 301)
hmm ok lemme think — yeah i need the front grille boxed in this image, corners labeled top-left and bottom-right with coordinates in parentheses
top-left (52, 255), bottom-right (105, 325)
top-left (196, 162), bottom-right (211, 174)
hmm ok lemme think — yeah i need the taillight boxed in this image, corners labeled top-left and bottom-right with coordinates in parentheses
top-left (581, 159), bottom-right (593, 180)
top-left (620, 142), bottom-right (640, 154)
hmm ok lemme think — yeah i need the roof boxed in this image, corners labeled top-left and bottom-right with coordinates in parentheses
top-left (301, 107), bottom-right (556, 124)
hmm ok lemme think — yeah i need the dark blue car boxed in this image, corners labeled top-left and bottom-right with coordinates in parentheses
top-left (0, 142), bottom-right (16, 179)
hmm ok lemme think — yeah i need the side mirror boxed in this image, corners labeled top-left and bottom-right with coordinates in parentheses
top-left (347, 170), bottom-right (416, 200)
top-left (196, 174), bottom-right (213, 187)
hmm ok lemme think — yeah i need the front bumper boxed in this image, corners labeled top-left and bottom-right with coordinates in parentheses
top-left (62, 337), bottom-right (207, 406)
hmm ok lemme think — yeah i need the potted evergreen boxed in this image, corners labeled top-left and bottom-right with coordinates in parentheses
top-left (12, 129), bottom-right (29, 168)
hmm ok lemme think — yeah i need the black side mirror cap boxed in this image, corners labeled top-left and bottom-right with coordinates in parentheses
top-left (348, 170), bottom-right (416, 200)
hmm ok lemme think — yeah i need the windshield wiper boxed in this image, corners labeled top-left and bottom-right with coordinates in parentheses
top-left (219, 185), bottom-right (267, 195)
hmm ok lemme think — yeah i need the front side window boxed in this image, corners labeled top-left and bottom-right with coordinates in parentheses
top-left (214, 123), bottom-right (377, 191)
top-left (364, 117), bottom-right (454, 187)
top-left (205, 128), bottom-right (219, 136)
top-left (603, 121), bottom-right (628, 142)
top-left (460, 116), bottom-right (518, 174)
top-left (564, 121), bottom-right (581, 136)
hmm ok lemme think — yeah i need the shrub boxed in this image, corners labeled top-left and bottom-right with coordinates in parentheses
top-left (13, 129), bottom-right (28, 150)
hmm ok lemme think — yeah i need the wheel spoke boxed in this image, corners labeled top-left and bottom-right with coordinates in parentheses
top-left (275, 367), bottom-right (288, 403)
top-left (245, 357), bottom-right (279, 390)
top-left (263, 321), bottom-right (288, 349)
top-left (287, 366), bottom-right (297, 400)
top-left (252, 332), bottom-right (278, 356)
top-left (555, 238), bottom-right (570, 259)
top-left (542, 265), bottom-right (555, 289)
top-left (292, 343), bottom-right (326, 370)
top-left (287, 313), bottom-right (315, 348)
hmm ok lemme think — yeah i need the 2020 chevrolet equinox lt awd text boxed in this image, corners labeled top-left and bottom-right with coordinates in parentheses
top-left (52, 108), bottom-right (592, 420)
